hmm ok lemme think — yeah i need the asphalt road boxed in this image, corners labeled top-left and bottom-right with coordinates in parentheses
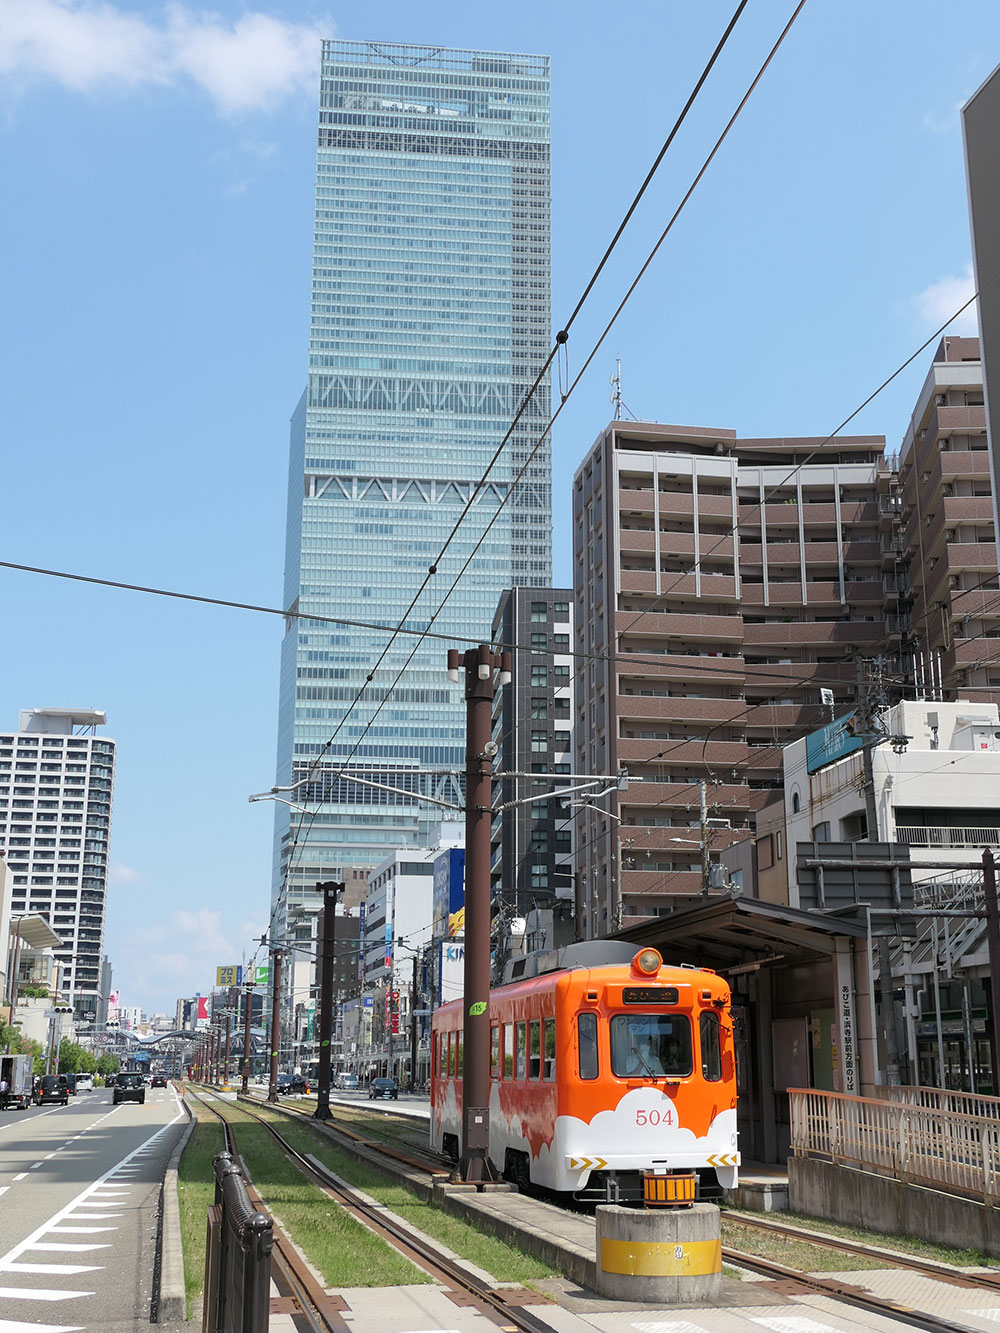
top-left (0, 1084), bottom-right (187, 1333)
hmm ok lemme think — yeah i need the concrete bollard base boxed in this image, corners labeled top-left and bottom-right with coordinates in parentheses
top-left (594, 1202), bottom-right (722, 1302)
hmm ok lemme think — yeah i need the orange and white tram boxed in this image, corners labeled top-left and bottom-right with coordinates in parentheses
top-left (430, 941), bottom-right (739, 1203)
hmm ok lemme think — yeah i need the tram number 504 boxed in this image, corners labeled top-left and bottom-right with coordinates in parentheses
top-left (635, 1108), bottom-right (674, 1127)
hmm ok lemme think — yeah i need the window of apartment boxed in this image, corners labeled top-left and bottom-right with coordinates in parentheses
top-left (530, 698), bottom-right (548, 719)
top-left (530, 865), bottom-right (549, 889)
top-left (531, 601), bottom-right (548, 621)
top-left (553, 665), bottom-right (570, 682)
top-left (531, 633), bottom-right (547, 651)
top-left (530, 829), bottom-right (548, 853)
top-left (812, 821), bottom-right (831, 842)
top-left (553, 601), bottom-right (570, 618)
top-left (554, 698), bottom-right (570, 716)
top-left (553, 634), bottom-right (570, 651)
top-left (531, 730), bottom-right (548, 752)
top-left (531, 665), bottom-right (548, 686)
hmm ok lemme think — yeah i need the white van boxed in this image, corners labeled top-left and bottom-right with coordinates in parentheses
top-left (75, 1075), bottom-right (94, 1092)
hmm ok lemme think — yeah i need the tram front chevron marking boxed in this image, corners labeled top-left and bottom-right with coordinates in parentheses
top-left (567, 1156), bottom-right (608, 1171)
top-left (705, 1153), bottom-right (739, 1168)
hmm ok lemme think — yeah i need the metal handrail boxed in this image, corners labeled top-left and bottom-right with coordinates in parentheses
top-left (896, 825), bottom-right (1000, 848)
top-left (869, 1083), bottom-right (1000, 1119)
top-left (790, 1087), bottom-right (1000, 1204)
top-left (203, 1152), bottom-right (273, 1333)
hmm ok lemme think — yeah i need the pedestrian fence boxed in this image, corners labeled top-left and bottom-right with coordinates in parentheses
top-left (869, 1083), bottom-right (1000, 1121)
top-left (203, 1151), bottom-right (273, 1333)
top-left (789, 1086), bottom-right (1000, 1204)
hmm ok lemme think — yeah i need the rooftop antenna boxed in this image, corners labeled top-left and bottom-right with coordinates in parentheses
top-left (610, 355), bottom-right (623, 420)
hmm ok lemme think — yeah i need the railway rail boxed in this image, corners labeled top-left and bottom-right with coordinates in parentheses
top-left (188, 1088), bottom-right (555, 1333)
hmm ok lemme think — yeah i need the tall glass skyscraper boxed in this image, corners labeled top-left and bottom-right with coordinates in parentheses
top-left (272, 41), bottom-right (552, 920)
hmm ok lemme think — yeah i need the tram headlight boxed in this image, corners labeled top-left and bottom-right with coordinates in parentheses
top-left (634, 948), bottom-right (662, 975)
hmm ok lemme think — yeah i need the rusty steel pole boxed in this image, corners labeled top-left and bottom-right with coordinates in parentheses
top-left (223, 1010), bottom-right (232, 1085)
top-left (448, 644), bottom-right (510, 1181)
top-left (241, 983), bottom-right (255, 1094)
top-left (314, 881), bottom-right (344, 1121)
top-left (267, 948), bottom-right (283, 1104)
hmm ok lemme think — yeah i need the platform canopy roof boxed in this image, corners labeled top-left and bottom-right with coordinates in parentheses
top-left (616, 895), bottom-right (867, 971)
top-left (10, 914), bottom-right (62, 950)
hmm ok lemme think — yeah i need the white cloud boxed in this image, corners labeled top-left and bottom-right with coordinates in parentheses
top-left (0, 1), bottom-right (330, 114)
top-left (114, 906), bottom-right (265, 1008)
top-left (913, 263), bottom-right (979, 336)
top-left (110, 861), bottom-right (142, 883)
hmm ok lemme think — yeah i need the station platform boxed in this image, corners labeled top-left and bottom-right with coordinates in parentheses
top-left (724, 1162), bottom-right (789, 1212)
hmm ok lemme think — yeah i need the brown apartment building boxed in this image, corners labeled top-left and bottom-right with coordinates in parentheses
top-left (573, 421), bottom-right (885, 936)
top-left (878, 337), bottom-right (1000, 702)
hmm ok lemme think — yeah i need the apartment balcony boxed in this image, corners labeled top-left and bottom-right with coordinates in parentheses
top-left (618, 574), bottom-right (740, 603)
top-left (616, 738), bottom-right (749, 767)
top-left (897, 825), bottom-right (1000, 849)
top-left (618, 696), bottom-right (746, 724)
top-left (620, 528), bottom-right (657, 553)
top-left (615, 610), bottom-right (743, 642)
top-left (649, 491), bottom-right (734, 520)
top-left (620, 869), bottom-right (704, 896)
top-left (744, 702), bottom-right (824, 728)
top-left (940, 452), bottom-right (993, 482)
top-left (943, 542), bottom-right (998, 573)
top-left (923, 497), bottom-right (997, 557)
top-left (742, 660), bottom-right (855, 685)
top-left (743, 620), bottom-right (883, 647)
top-left (623, 782), bottom-right (751, 811)
top-left (616, 648), bottom-right (745, 682)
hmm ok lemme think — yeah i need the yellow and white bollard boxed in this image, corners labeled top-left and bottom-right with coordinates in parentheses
top-left (594, 1202), bottom-right (722, 1302)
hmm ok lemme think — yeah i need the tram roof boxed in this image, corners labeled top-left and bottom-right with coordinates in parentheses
top-left (615, 895), bottom-right (868, 970)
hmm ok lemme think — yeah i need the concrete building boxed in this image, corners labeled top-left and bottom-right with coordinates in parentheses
top-left (879, 337), bottom-right (998, 704)
top-left (0, 709), bottom-right (115, 1020)
top-left (271, 40), bottom-right (553, 922)
top-left (491, 587), bottom-right (575, 958)
top-left (779, 699), bottom-right (1000, 901)
top-left (573, 422), bottom-right (884, 934)
top-left (362, 823), bottom-right (463, 987)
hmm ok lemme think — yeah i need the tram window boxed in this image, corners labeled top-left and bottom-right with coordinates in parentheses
top-left (700, 1011), bottom-right (722, 1081)
top-left (503, 1023), bottom-right (514, 1077)
top-left (447, 1032), bottom-right (455, 1077)
top-left (610, 1014), bottom-right (692, 1077)
top-left (516, 1022), bottom-right (527, 1079)
top-left (457, 1032), bottom-right (463, 1076)
top-left (433, 1032), bottom-right (439, 1077)
top-left (528, 1020), bottom-right (541, 1078)
top-left (543, 1017), bottom-right (556, 1080)
top-left (578, 1012), bottom-right (599, 1080)
top-left (490, 1025), bottom-right (500, 1079)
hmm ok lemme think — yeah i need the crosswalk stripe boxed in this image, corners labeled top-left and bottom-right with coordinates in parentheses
top-left (964, 1314), bottom-right (1000, 1324)
top-left (25, 1244), bottom-right (111, 1253)
top-left (0, 1264), bottom-right (103, 1276)
top-left (0, 1320), bottom-right (84, 1331)
top-left (45, 1228), bottom-right (116, 1235)
top-left (751, 1319), bottom-right (844, 1333)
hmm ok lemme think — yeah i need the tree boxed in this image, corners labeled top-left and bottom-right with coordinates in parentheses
top-left (96, 1053), bottom-right (119, 1077)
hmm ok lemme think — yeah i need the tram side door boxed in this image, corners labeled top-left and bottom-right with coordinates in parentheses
top-left (731, 1003), bottom-right (755, 1154)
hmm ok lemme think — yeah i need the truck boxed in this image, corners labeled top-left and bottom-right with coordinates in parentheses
top-left (1, 1054), bottom-right (35, 1110)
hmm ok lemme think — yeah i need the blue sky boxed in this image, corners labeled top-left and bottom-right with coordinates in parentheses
top-left (1, 0), bottom-right (998, 1015)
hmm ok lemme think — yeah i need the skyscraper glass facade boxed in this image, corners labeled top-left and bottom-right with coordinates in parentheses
top-left (273, 41), bottom-right (552, 918)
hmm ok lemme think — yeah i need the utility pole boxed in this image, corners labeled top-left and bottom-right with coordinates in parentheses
top-left (314, 880), bottom-right (344, 1121)
top-left (267, 947), bottom-right (283, 1104)
top-left (410, 950), bottom-right (419, 1092)
top-left (241, 983), bottom-right (254, 1094)
top-left (223, 1010), bottom-right (232, 1087)
top-left (699, 779), bottom-right (710, 894)
top-left (447, 644), bottom-right (511, 1181)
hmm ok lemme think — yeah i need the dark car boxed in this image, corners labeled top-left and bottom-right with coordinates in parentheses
top-left (151, 1074), bottom-right (168, 1088)
top-left (59, 1073), bottom-right (77, 1096)
top-left (113, 1072), bottom-right (146, 1105)
top-left (277, 1073), bottom-right (309, 1095)
top-left (35, 1075), bottom-right (69, 1106)
top-left (369, 1077), bottom-right (399, 1100)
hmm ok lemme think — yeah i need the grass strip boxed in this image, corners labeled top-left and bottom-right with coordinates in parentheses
top-left (208, 1098), bottom-right (429, 1287)
top-left (722, 1217), bottom-right (886, 1272)
top-left (176, 1104), bottom-right (225, 1317)
top-left (729, 1207), bottom-right (1000, 1270)
top-left (250, 1104), bottom-right (556, 1284)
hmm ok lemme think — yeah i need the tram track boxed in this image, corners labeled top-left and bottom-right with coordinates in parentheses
top-left (188, 1088), bottom-right (555, 1333)
top-left (192, 1088), bottom-right (1000, 1332)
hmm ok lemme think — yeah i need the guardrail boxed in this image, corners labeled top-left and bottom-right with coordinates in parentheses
top-left (869, 1084), bottom-right (1000, 1119)
top-left (203, 1152), bottom-right (273, 1333)
top-left (789, 1087), bottom-right (1000, 1204)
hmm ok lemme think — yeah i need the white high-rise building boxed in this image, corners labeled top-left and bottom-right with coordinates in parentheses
top-left (0, 709), bottom-right (115, 1021)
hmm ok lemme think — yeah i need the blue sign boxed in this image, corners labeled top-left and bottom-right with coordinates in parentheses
top-left (133, 1049), bottom-right (150, 1063)
top-left (805, 712), bottom-right (864, 774)
top-left (433, 847), bottom-right (465, 939)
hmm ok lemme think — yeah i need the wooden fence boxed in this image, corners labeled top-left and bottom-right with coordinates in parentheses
top-left (789, 1086), bottom-right (1000, 1203)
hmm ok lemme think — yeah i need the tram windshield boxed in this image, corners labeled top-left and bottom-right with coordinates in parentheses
top-left (610, 1014), bottom-right (693, 1078)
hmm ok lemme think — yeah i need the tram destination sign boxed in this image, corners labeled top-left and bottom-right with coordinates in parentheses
top-left (622, 986), bottom-right (679, 1005)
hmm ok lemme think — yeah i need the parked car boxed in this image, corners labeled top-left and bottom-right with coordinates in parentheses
top-left (113, 1072), bottom-right (146, 1105)
top-left (369, 1077), bottom-right (399, 1100)
top-left (151, 1074), bottom-right (168, 1088)
top-left (276, 1073), bottom-right (309, 1095)
top-left (35, 1075), bottom-right (69, 1106)
top-left (335, 1073), bottom-right (359, 1091)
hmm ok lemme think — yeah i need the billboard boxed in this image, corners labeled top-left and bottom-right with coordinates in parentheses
top-left (196, 995), bottom-right (209, 1022)
top-left (805, 712), bottom-right (863, 774)
top-left (439, 940), bottom-right (465, 1003)
top-left (216, 965), bottom-right (243, 987)
top-left (433, 847), bottom-right (465, 940)
top-left (253, 965), bottom-right (268, 987)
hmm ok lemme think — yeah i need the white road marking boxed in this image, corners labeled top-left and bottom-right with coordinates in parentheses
top-left (9, 1177), bottom-right (25, 1184)
top-left (28, 1165), bottom-right (41, 1171)
top-left (45, 1228), bottom-right (116, 1236)
top-left (633, 1324), bottom-right (709, 1333)
top-left (0, 1320), bottom-right (84, 1332)
top-left (965, 1314), bottom-right (1000, 1324)
top-left (25, 1244), bottom-right (111, 1253)
top-left (0, 1190), bottom-right (7, 1200)
top-left (2, 1264), bottom-right (102, 1276)
top-left (751, 1320), bottom-right (844, 1333)
top-left (0, 1289), bottom-right (93, 1302)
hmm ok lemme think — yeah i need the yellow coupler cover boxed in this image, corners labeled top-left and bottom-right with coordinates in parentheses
top-left (595, 1203), bottom-right (722, 1302)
